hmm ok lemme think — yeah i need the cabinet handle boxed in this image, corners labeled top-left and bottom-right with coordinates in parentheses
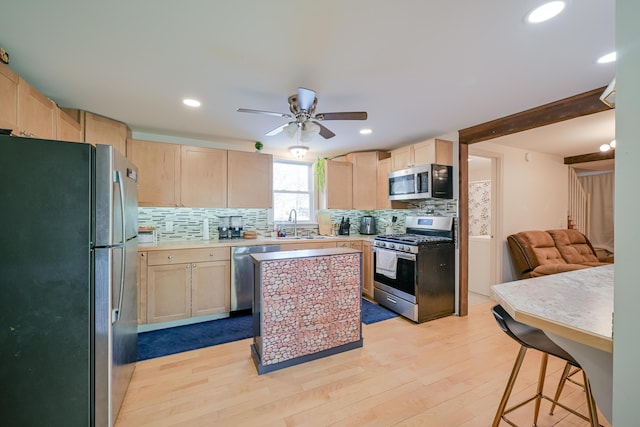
top-left (140, 253), bottom-right (145, 257)
top-left (167, 255), bottom-right (173, 259)
top-left (209, 253), bottom-right (214, 256)
top-left (192, 263), bottom-right (196, 268)
top-left (175, 203), bottom-right (179, 207)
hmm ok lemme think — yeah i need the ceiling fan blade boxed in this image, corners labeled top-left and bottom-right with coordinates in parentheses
top-left (314, 111), bottom-right (368, 121)
top-left (297, 87), bottom-right (316, 111)
top-left (313, 121), bottom-right (336, 139)
top-left (237, 108), bottom-right (292, 119)
top-left (264, 123), bottom-right (288, 136)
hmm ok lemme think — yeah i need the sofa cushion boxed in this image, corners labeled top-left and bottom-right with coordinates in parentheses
top-left (531, 263), bottom-right (591, 277)
top-left (547, 229), bottom-right (601, 264)
top-left (521, 230), bottom-right (567, 266)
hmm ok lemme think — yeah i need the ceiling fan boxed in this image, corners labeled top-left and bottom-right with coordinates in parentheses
top-left (237, 87), bottom-right (367, 140)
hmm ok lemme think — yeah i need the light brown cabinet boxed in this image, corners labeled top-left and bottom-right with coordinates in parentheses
top-left (128, 139), bottom-right (270, 208)
top-left (0, 62), bottom-right (18, 134)
top-left (227, 150), bottom-right (273, 208)
top-left (345, 152), bottom-right (390, 210)
top-left (337, 241), bottom-right (363, 250)
top-left (55, 108), bottom-right (82, 142)
top-left (145, 247), bottom-right (230, 324)
top-left (180, 145), bottom-right (228, 208)
top-left (128, 139), bottom-right (181, 207)
top-left (138, 252), bottom-right (148, 324)
top-left (16, 77), bottom-right (56, 139)
top-left (319, 160), bottom-right (353, 209)
top-left (390, 138), bottom-right (453, 171)
top-left (83, 111), bottom-right (128, 155)
top-left (362, 241), bottom-right (373, 298)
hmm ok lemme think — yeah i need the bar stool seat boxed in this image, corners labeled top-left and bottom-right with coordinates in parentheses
top-left (491, 304), bottom-right (601, 427)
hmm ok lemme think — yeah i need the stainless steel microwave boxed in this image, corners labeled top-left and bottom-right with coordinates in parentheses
top-left (388, 164), bottom-right (453, 200)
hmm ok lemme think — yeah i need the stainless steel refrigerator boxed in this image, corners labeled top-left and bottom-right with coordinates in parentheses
top-left (0, 135), bottom-right (139, 426)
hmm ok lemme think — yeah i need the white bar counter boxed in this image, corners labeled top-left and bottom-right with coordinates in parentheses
top-left (492, 264), bottom-right (613, 422)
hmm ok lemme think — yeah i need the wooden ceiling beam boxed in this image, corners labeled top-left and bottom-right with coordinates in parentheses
top-left (564, 150), bottom-right (615, 164)
top-left (459, 86), bottom-right (612, 145)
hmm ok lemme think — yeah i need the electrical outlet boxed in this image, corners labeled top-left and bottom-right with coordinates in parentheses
top-left (166, 221), bottom-right (173, 232)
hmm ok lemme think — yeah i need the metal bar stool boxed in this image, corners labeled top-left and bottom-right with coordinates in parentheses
top-left (491, 304), bottom-right (601, 427)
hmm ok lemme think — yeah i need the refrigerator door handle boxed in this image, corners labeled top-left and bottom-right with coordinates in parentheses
top-left (112, 170), bottom-right (127, 324)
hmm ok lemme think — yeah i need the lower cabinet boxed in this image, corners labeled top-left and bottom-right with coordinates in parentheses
top-left (362, 241), bottom-right (373, 298)
top-left (144, 247), bottom-right (230, 324)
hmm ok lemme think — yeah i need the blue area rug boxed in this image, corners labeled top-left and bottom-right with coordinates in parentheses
top-left (137, 298), bottom-right (398, 361)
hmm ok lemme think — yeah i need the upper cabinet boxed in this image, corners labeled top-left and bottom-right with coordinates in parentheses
top-left (0, 63), bottom-right (18, 134)
top-left (83, 111), bottom-right (128, 155)
top-left (390, 138), bottom-right (453, 171)
top-left (128, 139), bottom-right (271, 208)
top-left (16, 77), bottom-right (56, 140)
top-left (55, 108), bottom-right (82, 142)
top-left (227, 150), bottom-right (273, 208)
top-left (128, 139), bottom-right (182, 207)
top-left (181, 145), bottom-right (227, 208)
top-left (346, 151), bottom-right (392, 210)
top-left (319, 159), bottom-right (353, 210)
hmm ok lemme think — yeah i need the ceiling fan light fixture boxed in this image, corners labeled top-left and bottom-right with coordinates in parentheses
top-left (284, 122), bottom-right (299, 138)
top-left (289, 145), bottom-right (308, 158)
top-left (525, 1), bottom-right (566, 23)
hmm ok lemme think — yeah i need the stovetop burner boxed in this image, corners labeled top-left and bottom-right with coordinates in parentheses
top-left (375, 233), bottom-right (452, 245)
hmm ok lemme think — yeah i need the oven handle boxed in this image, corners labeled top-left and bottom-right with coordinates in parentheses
top-left (373, 247), bottom-right (416, 261)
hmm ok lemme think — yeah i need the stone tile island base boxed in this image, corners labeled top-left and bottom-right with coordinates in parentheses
top-left (250, 248), bottom-right (363, 375)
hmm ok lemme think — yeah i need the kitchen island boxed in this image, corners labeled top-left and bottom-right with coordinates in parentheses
top-left (250, 247), bottom-right (362, 374)
top-left (491, 264), bottom-right (613, 422)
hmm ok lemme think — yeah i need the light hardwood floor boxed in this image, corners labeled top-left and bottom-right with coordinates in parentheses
top-left (116, 302), bottom-right (610, 426)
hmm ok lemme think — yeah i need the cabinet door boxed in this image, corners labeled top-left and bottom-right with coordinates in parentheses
top-left (127, 139), bottom-right (181, 207)
top-left (180, 145), bottom-right (227, 207)
top-left (325, 160), bottom-right (353, 209)
top-left (434, 139), bottom-right (453, 166)
top-left (138, 252), bottom-right (148, 324)
top-left (347, 152), bottom-right (378, 210)
top-left (16, 77), bottom-right (56, 139)
top-left (56, 107), bottom-right (83, 142)
top-left (284, 242), bottom-right (337, 250)
top-left (362, 241), bottom-right (373, 298)
top-left (84, 111), bottom-right (128, 155)
top-left (227, 150), bottom-right (273, 208)
top-left (147, 263), bottom-right (191, 323)
top-left (412, 140), bottom-right (436, 166)
top-left (191, 261), bottom-right (230, 317)
top-left (350, 241), bottom-right (363, 250)
top-left (390, 145), bottom-right (412, 171)
top-left (0, 63), bottom-right (18, 133)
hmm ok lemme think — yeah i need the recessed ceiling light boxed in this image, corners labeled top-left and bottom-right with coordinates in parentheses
top-left (609, 139), bottom-right (616, 148)
top-left (183, 98), bottom-right (201, 107)
top-left (600, 144), bottom-right (611, 152)
top-left (597, 52), bottom-right (617, 64)
top-left (359, 128), bottom-right (372, 135)
top-left (526, 1), bottom-right (566, 23)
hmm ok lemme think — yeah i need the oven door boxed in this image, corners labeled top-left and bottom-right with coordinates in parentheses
top-left (373, 249), bottom-right (416, 302)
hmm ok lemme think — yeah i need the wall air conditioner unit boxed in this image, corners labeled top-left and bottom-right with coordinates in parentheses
top-left (600, 77), bottom-right (616, 108)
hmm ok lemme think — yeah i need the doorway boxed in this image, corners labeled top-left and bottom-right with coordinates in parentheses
top-left (467, 149), bottom-right (502, 305)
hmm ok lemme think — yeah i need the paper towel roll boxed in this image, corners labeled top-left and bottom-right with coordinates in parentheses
top-left (202, 218), bottom-right (210, 240)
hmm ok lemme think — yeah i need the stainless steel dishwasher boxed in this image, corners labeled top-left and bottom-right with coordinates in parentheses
top-left (231, 245), bottom-right (281, 314)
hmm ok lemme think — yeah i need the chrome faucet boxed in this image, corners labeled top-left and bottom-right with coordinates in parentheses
top-left (288, 209), bottom-right (297, 237)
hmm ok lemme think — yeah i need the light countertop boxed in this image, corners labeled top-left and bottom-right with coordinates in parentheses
top-left (491, 264), bottom-right (613, 353)
top-left (250, 247), bottom-right (360, 262)
top-left (138, 235), bottom-right (376, 251)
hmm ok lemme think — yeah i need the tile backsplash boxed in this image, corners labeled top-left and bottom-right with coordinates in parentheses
top-left (138, 199), bottom-right (457, 241)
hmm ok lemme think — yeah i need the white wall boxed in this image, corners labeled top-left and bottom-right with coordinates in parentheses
top-left (613, 0), bottom-right (640, 423)
top-left (471, 141), bottom-right (568, 282)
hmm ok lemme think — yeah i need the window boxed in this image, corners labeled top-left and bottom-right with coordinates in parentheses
top-left (273, 160), bottom-right (315, 222)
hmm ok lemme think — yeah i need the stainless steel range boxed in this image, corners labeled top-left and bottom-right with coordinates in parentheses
top-left (373, 216), bottom-right (455, 323)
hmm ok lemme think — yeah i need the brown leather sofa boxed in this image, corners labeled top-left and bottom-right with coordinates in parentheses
top-left (507, 229), bottom-right (612, 279)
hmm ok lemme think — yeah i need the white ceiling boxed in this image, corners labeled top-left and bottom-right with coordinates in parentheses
top-left (1, 1), bottom-right (615, 159)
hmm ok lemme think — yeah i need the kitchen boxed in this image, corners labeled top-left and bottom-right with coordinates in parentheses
top-left (5, 2), bottom-right (635, 424)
